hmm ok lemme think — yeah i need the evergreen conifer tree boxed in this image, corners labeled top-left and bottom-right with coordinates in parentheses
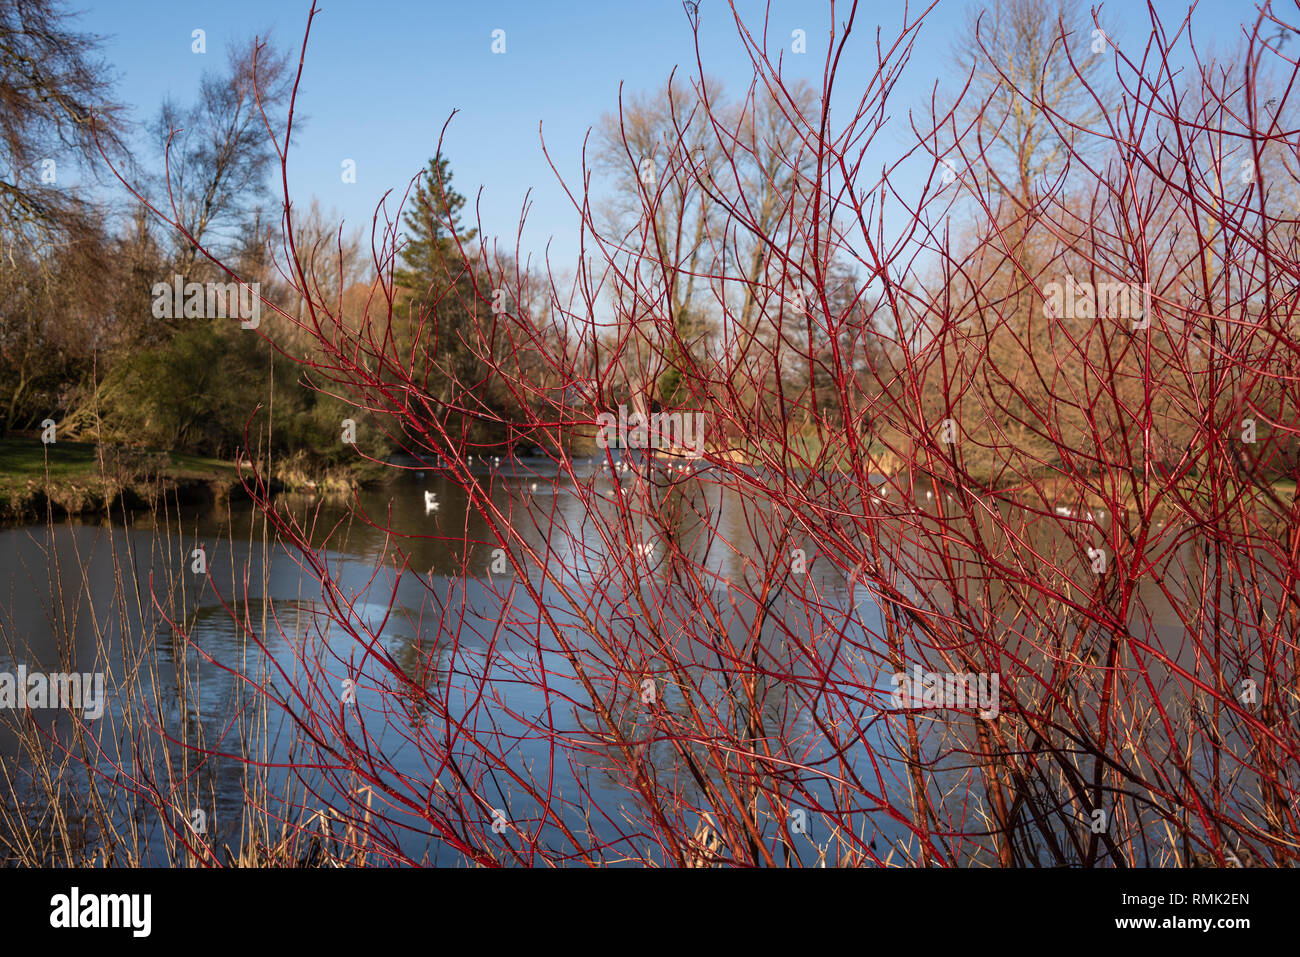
top-left (395, 153), bottom-right (477, 295)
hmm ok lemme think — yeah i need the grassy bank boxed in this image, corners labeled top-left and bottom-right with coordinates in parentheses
top-left (0, 438), bottom-right (244, 521)
top-left (0, 438), bottom-right (399, 522)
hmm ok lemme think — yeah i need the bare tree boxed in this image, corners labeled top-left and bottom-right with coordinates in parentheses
top-left (595, 77), bottom-right (820, 410)
top-left (0, 0), bottom-right (124, 252)
top-left (949, 0), bottom-right (1112, 204)
top-left (149, 35), bottom-right (295, 272)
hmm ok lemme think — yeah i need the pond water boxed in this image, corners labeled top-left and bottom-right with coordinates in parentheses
top-left (0, 456), bottom-right (1261, 865)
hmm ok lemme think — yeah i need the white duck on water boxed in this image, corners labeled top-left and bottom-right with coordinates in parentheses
top-left (1054, 506), bottom-right (1097, 521)
top-left (424, 490), bottom-right (440, 513)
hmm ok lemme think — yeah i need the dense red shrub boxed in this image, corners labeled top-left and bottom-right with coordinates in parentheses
top-left (104, 0), bottom-right (1300, 866)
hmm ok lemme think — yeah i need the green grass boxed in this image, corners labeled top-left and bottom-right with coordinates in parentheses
top-left (0, 439), bottom-right (98, 481)
top-left (0, 439), bottom-right (235, 482)
top-left (727, 430), bottom-right (892, 471)
top-left (1268, 478), bottom-right (1297, 498)
top-left (0, 438), bottom-right (239, 519)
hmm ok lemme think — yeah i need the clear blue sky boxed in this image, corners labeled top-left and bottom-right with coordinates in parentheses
top-left (70, 0), bottom-right (1261, 271)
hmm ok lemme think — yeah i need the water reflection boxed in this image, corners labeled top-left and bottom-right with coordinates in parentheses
top-left (0, 459), bottom-right (1276, 865)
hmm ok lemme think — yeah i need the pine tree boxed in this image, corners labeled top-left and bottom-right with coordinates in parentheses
top-left (395, 153), bottom-right (477, 295)
top-left (390, 153), bottom-right (515, 448)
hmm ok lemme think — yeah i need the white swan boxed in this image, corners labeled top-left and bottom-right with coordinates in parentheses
top-left (1054, 506), bottom-right (1097, 522)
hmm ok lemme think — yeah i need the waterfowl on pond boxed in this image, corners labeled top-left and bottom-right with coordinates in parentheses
top-left (1055, 506), bottom-right (1097, 522)
top-left (424, 490), bottom-right (439, 513)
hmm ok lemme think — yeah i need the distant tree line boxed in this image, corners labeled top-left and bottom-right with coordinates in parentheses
top-left (0, 0), bottom-right (551, 474)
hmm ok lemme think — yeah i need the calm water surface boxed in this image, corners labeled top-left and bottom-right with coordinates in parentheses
top-left (0, 458), bottom-right (1230, 864)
